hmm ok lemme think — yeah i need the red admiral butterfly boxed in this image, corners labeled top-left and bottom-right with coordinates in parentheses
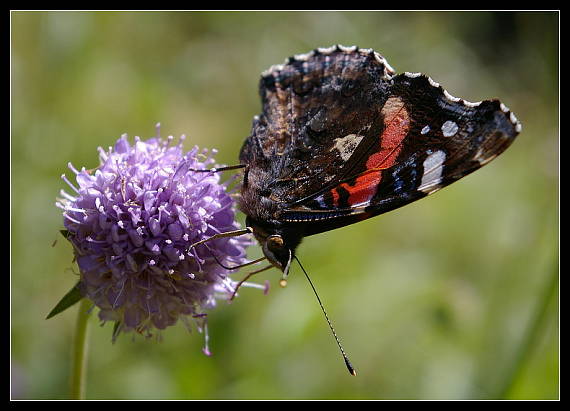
top-left (238, 45), bottom-right (520, 276)
top-left (194, 45), bottom-right (521, 375)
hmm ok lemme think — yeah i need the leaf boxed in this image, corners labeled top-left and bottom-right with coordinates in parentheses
top-left (46, 282), bottom-right (83, 319)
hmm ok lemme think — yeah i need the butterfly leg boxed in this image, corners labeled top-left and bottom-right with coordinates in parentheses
top-left (189, 227), bottom-right (253, 250)
top-left (189, 164), bottom-right (249, 186)
top-left (211, 255), bottom-right (267, 271)
top-left (230, 264), bottom-right (274, 301)
top-left (188, 164), bottom-right (247, 173)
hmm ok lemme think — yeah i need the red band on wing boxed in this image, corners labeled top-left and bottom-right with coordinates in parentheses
top-left (366, 97), bottom-right (410, 170)
top-left (344, 97), bottom-right (410, 206)
top-left (340, 170), bottom-right (382, 205)
top-left (325, 98), bottom-right (410, 208)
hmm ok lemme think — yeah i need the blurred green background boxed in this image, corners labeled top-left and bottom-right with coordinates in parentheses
top-left (11, 11), bottom-right (558, 400)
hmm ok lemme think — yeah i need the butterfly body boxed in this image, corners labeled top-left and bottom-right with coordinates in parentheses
top-left (238, 45), bottom-right (521, 272)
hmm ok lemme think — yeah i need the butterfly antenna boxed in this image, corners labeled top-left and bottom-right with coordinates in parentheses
top-left (294, 255), bottom-right (356, 376)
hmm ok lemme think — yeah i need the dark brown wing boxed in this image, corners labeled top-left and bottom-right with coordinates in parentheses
top-left (238, 45), bottom-right (396, 223)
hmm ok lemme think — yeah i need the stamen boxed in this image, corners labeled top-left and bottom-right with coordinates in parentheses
top-left (65, 206), bottom-right (87, 214)
top-left (59, 189), bottom-right (77, 202)
top-left (61, 174), bottom-right (80, 194)
top-left (67, 162), bottom-right (80, 175)
top-left (62, 212), bottom-right (82, 224)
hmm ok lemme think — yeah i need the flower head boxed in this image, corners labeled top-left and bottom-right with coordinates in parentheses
top-left (56, 125), bottom-right (262, 351)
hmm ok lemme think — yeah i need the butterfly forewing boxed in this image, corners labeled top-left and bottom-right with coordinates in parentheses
top-left (239, 45), bottom-right (520, 238)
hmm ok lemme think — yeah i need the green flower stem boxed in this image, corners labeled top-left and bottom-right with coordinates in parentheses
top-left (70, 298), bottom-right (91, 400)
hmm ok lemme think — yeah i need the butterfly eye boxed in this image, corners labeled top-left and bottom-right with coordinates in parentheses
top-left (267, 235), bottom-right (284, 251)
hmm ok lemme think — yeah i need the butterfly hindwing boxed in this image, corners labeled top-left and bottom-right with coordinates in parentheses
top-left (239, 47), bottom-right (395, 215)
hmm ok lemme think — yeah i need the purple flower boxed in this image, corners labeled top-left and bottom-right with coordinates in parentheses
top-left (56, 125), bottom-right (263, 352)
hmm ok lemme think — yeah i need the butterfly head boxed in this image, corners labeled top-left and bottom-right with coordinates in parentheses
top-left (245, 217), bottom-right (303, 275)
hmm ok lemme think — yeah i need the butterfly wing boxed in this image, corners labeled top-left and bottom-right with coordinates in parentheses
top-left (239, 46), bottom-right (521, 237)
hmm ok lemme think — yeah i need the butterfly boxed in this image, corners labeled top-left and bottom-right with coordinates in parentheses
top-left (187, 45), bottom-right (522, 375)
top-left (237, 45), bottom-right (521, 275)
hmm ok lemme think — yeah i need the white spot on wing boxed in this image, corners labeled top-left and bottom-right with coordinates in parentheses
top-left (418, 150), bottom-right (446, 193)
top-left (318, 45), bottom-right (336, 54)
top-left (261, 63), bottom-right (284, 77)
top-left (463, 100), bottom-right (482, 107)
top-left (428, 77), bottom-right (440, 88)
top-left (443, 89), bottom-right (461, 102)
top-left (338, 44), bottom-right (357, 52)
top-left (441, 120), bottom-right (459, 137)
top-left (315, 195), bottom-right (327, 208)
top-left (374, 53), bottom-right (392, 73)
top-left (330, 134), bottom-right (364, 161)
top-left (293, 52), bottom-right (313, 61)
top-left (421, 125), bottom-right (430, 135)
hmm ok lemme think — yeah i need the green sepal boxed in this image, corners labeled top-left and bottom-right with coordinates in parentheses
top-left (111, 321), bottom-right (122, 343)
top-left (46, 282), bottom-right (83, 319)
